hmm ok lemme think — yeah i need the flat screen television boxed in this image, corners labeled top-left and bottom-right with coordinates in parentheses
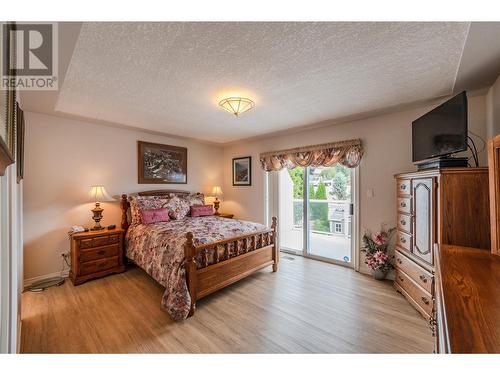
top-left (412, 91), bottom-right (468, 164)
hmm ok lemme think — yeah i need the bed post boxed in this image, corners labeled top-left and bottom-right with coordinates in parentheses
top-left (120, 194), bottom-right (130, 231)
top-left (271, 216), bottom-right (279, 272)
top-left (184, 232), bottom-right (197, 317)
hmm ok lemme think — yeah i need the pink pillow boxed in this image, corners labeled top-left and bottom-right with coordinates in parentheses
top-left (190, 205), bottom-right (214, 217)
top-left (140, 208), bottom-right (170, 224)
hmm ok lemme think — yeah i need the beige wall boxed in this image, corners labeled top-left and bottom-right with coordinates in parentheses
top-left (487, 74), bottom-right (500, 140)
top-left (222, 94), bottom-right (488, 273)
top-left (23, 112), bottom-right (224, 281)
top-left (23, 93), bottom-right (489, 280)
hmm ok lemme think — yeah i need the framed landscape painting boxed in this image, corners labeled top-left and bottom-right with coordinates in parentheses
top-left (138, 141), bottom-right (187, 184)
top-left (232, 156), bottom-right (252, 186)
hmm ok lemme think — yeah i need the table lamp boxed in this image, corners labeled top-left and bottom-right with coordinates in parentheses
top-left (211, 186), bottom-right (223, 215)
top-left (89, 185), bottom-right (114, 231)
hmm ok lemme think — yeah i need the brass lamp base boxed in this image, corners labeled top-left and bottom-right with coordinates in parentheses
top-left (91, 202), bottom-right (105, 231)
top-left (213, 198), bottom-right (220, 215)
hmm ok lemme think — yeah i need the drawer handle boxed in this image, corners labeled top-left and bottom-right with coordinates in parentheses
top-left (398, 276), bottom-right (404, 282)
top-left (400, 201), bottom-right (407, 208)
top-left (429, 317), bottom-right (437, 337)
top-left (396, 258), bottom-right (402, 264)
top-left (400, 184), bottom-right (406, 190)
top-left (97, 250), bottom-right (106, 256)
top-left (421, 296), bottom-right (430, 305)
top-left (419, 275), bottom-right (428, 283)
top-left (400, 219), bottom-right (406, 226)
top-left (97, 262), bottom-right (106, 268)
top-left (400, 237), bottom-right (406, 243)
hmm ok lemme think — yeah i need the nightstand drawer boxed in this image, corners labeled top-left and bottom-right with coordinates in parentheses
top-left (80, 244), bottom-right (119, 263)
top-left (79, 256), bottom-right (119, 276)
top-left (78, 234), bottom-right (120, 249)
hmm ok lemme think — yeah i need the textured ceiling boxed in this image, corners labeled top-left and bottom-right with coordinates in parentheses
top-left (54, 22), bottom-right (470, 143)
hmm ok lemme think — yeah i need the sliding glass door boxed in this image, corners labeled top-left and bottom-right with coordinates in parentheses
top-left (278, 165), bottom-right (354, 266)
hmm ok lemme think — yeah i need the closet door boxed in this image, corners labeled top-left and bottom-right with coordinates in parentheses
top-left (412, 178), bottom-right (435, 265)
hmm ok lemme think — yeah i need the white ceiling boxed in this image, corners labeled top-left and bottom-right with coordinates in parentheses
top-left (21, 22), bottom-right (500, 144)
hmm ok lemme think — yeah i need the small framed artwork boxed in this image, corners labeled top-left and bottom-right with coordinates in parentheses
top-left (232, 156), bottom-right (252, 186)
top-left (137, 141), bottom-right (187, 184)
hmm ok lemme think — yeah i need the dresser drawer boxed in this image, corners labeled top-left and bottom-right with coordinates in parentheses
top-left (80, 244), bottom-right (119, 263)
top-left (79, 256), bottom-right (119, 276)
top-left (78, 234), bottom-right (120, 249)
top-left (396, 230), bottom-right (412, 252)
top-left (395, 250), bottom-right (433, 293)
top-left (397, 179), bottom-right (411, 196)
top-left (395, 269), bottom-right (433, 316)
top-left (397, 213), bottom-right (412, 234)
top-left (397, 197), bottom-right (412, 214)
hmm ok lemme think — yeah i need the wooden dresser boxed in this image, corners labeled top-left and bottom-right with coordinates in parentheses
top-left (394, 168), bottom-right (490, 321)
top-left (69, 228), bottom-right (126, 285)
top-left (433, 244), bottom-right (500, 353)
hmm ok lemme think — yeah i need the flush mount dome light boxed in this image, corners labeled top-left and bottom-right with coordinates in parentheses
top-left (218, 97), bottom-right (255, 117)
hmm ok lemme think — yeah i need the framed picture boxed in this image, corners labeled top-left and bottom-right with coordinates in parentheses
top-left (137, 141), bottom-right (187, 184)
top-left (232, 156), bottom-right (252, 186)
top-left (16, 102), bottom-right (24, 183)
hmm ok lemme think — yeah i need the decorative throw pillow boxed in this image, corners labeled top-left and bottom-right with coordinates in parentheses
top-left (163, 195), bottom-right (190, 220)
top-left (140, 208), bottom-right (170, 224)
top-left (190, 204), bottom-right (214, 217)
top-left (186, 193), bottom-right (205, 207)
top-left (129, 195), bottom-right (169, 225)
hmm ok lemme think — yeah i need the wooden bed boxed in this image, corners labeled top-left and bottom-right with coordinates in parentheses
top-left (120, 189), bottom-right (278, 317)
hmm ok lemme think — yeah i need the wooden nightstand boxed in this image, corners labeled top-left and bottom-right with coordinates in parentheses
top-left (69, 228), bottom-right (126, 285)
top-left (216, 213), bottom-right (234, 219)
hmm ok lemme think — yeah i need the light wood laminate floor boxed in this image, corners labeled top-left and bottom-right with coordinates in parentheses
top-left (21, 255), bottom-right (433, 353)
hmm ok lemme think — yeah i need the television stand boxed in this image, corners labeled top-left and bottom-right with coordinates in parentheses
top-left (416, 157), bottom-right (468, 170)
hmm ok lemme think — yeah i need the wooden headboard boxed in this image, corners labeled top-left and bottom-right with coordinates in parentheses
top-left (120, 189), bottom-right (197, 231)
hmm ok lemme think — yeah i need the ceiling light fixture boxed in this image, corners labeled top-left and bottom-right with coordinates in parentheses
top-left (218, 97), bottom-right (255, 117)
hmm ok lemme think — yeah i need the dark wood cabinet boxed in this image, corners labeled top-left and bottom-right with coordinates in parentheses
top-left (394, 168), bottom-right (490, 321)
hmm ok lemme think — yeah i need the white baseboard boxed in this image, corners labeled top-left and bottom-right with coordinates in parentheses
top-left (23, 269), bottom-right (69, 289)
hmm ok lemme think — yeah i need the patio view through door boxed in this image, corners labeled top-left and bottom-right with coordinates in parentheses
top-left (278, 164), bottom-right (354, 266)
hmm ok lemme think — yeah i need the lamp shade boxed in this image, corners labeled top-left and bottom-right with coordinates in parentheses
top-left (211, 186), bottom-right (223, 198)
top-left (89, 185), bottom-right (114, 203)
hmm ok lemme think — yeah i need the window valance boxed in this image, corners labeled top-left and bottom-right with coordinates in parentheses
top-left (259, 139), bottom-right (363, 172)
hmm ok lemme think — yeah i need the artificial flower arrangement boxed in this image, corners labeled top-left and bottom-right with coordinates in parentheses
top-left (361, 226), bottom-right (396, 279)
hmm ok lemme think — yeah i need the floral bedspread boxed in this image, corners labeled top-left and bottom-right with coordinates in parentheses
top-left (125, 216), bottom-right (267, 320)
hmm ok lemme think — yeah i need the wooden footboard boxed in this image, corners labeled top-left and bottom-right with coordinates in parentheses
top-left (184, 217), bottom-right (278, 317)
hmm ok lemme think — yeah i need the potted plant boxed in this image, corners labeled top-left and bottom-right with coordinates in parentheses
top-left (361, 226), bottom-right (395, 280)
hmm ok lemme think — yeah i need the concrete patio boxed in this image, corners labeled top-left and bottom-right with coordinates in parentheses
top-left (280, 228), bottom-right (351, 263)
